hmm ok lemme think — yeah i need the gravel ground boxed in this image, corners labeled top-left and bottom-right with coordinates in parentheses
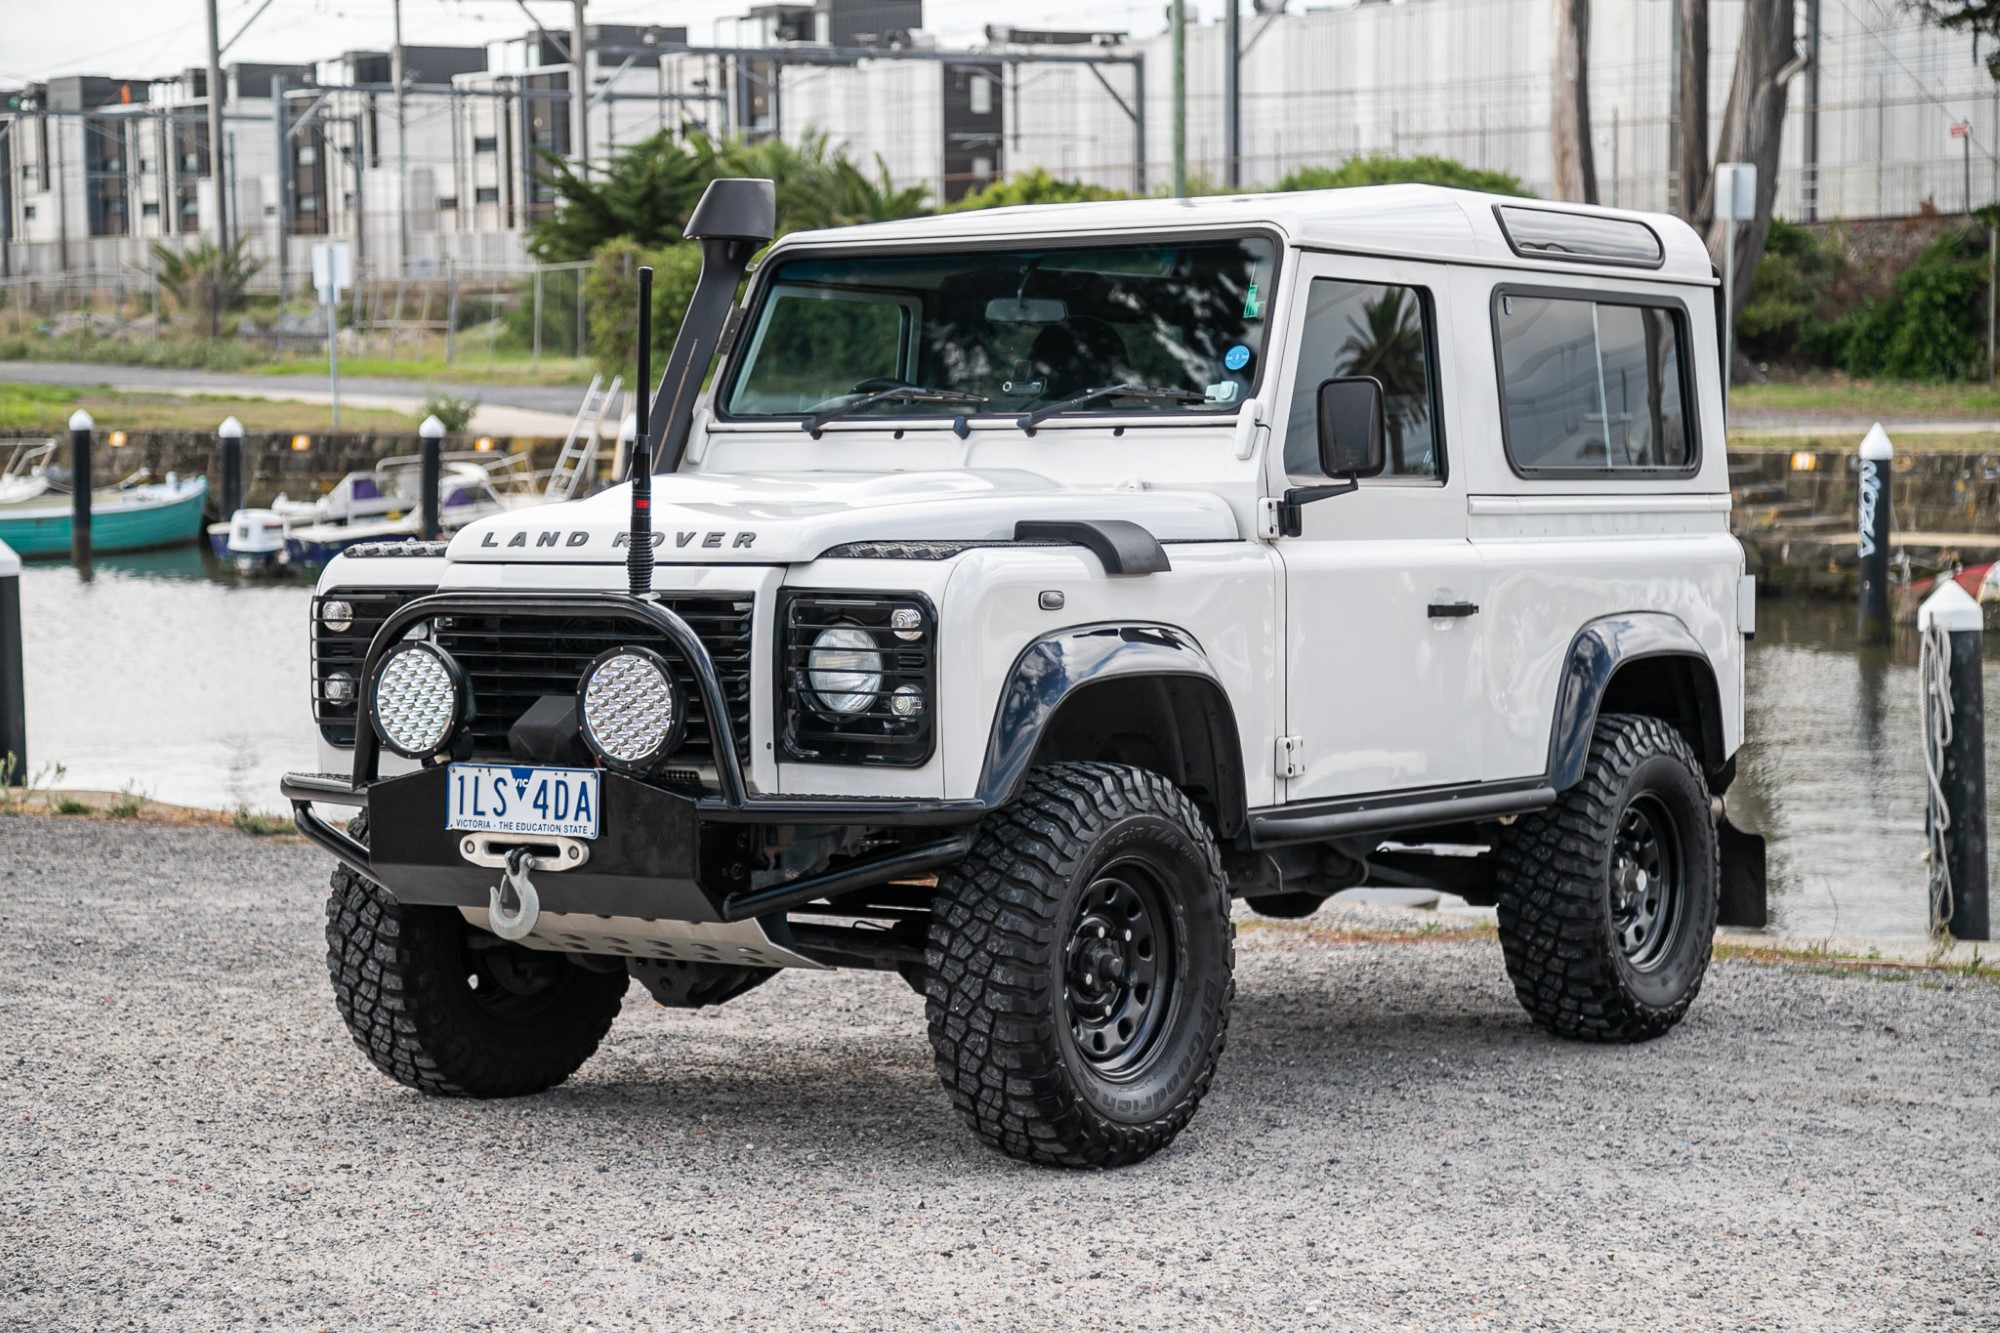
top-left (3, 818), bottom-right (1997, 1331)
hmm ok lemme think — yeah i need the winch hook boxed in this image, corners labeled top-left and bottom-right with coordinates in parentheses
top-left (487, 846), bottom-right (542, 941)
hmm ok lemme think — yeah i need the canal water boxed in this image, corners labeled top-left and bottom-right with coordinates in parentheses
top-left (9, 554), bottom-right (1977, 939)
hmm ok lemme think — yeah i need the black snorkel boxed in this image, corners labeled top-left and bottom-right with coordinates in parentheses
top-left (644, 178), bottom-right (777, 478)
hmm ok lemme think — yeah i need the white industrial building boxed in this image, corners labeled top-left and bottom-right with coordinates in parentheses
top-left (2, 0), bottom-right (1993, 288)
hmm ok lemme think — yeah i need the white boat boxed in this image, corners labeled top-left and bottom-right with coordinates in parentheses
top-left (214, 373), bottom-right (620, 571)
top-left (0, 439), bottom-right (56, 506)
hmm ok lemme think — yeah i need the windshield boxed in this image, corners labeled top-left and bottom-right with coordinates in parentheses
top-left (722, 236), bottom-right (1278, 424)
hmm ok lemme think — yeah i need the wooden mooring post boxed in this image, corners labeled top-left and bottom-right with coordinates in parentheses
top-left (1920, 579), bottom-right (1990, 941)
top-left (68, 409), bottom-right (92, 568)
top-left (1857, 423), bottom-right (1893, 645)
top-left (218, 415), bottom-right (245, 517)
top-left (0, 539), bottom-right (24, 784)
top-left (418, 414), bottom-right (445, 540)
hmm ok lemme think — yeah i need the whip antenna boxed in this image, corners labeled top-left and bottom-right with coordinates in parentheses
top-left (628, 265), bottom-right (654, 597)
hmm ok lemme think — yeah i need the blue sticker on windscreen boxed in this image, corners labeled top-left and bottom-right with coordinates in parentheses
top-left (1223, 344), bottom-right (1252, 372)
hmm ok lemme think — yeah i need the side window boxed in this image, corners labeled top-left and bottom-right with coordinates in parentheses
top-left (1285, 279), bottom-right (1441, 479)
top-left (726, 288), bottom-right (909, 415)
top-left (1495, 292), bottom-right (1695, 474)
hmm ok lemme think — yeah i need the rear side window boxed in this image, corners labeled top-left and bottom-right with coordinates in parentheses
top-left (1494, 291), bottom-right (1695, 475)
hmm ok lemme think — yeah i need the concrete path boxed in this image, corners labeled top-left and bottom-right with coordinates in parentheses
top-left (3, 816), bottom-right (1993, 1330)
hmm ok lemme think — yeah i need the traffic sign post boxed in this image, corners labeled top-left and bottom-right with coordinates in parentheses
top-left (1714, 163), bottom-right (1757, 407)
top-left (312, 242), bottom-right (353, 428)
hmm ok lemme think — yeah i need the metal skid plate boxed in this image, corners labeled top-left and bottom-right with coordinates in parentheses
top-left (457, 906), bottom-right (828, 969)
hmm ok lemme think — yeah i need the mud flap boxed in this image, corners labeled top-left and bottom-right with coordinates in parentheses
top-left (1717, 816), bottom-right (1768, 929)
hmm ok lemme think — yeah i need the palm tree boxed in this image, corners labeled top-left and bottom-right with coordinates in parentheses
top-left (1338, 289), bottom-right (1429, 471)
top-left (150, 238), bottom-right (264, 337)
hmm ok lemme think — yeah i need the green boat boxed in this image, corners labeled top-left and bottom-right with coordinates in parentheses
top-left (0, 463), bottom-right (210, 557)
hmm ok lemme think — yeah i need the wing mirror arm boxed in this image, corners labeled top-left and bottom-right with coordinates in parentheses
top-left (1275, 478), bottom-right (1360, 538)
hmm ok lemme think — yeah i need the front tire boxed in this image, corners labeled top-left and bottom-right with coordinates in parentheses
top-left (1494, 713), bottom-right (1719, 1042)
top-left (925, 763), bottom-right (1234, 1168)
top-left (325, 816), bottom-right (629, 1097)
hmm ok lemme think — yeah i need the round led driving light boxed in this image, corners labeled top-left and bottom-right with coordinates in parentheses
top-left (319, 599), bottom-right (355, 633)
top-left (807, 626), bottom-right (884, 716)
top-left (369, 642), bottom-right (467, 758)
top-left (889, 683), bottom-right (925, 718)
top-left (578, 647), bottom-right (683, 771)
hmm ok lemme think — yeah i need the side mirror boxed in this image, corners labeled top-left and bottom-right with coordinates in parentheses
top-left (1316, 376), bottom-right (1387, 478)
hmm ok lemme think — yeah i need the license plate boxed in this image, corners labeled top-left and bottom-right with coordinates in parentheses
top-left (447, 764), bottom-right (600, 839)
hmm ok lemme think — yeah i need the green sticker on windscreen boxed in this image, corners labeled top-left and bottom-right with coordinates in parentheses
top-left (1243, 282), bottom-right (1262, 319)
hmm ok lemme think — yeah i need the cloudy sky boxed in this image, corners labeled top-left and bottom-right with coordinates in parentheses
top-left (3, 0), bottom-right (1189, 85)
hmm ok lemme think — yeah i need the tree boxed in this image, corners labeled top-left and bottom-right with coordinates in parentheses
top-left (149, 238), bottom-right (263, 337)
top-left (1551, 0), bottom-right (1598, 203)
top-left (1677, 0), bottom-right (1711, 226)
top-left (527, 129), bottom-right (719, 262)
top-left (527, 128), bottom-right (929, 263)
top-left (1708, 0), bottom-right (1803, 317)
top-left (1274, 154), bottom-right (1531, 196)
top-left (1910, 2), bottom-right (2000, 76)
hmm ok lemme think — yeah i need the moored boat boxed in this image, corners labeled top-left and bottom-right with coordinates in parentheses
top-left (0, 473), bottom-right (209, 557)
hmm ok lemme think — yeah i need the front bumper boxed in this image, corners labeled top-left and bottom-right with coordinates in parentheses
top-left (284, 589), bottom-right (980, 923)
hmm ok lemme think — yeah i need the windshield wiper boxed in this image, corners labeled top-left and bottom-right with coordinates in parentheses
top-left (1017, 383), bottom-right (1208, 434)
top-left (805, 386), bottom-right (990, 437)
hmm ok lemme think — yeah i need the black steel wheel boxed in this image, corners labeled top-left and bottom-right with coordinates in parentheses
top-left (1494, 713), bottom-right (1719, 1042)
top-left (926, 762), bottom-right (1234, 1168)
top-left (325, 816), bottom-right (628, 1097)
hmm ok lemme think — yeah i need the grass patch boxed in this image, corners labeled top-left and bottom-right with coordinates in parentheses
top-left (0, 381), bottom-right (414, 432)
top-left (50, 797), bottom-right (93, 815)
top-left (1733, 375), bottom-right (2000, 421)
top-left (0, 331), bottom-right (267, 373)
top-left (231, 806), bottom-right (296, 837)
top-left (256, 352), bottom-right (593, 387)
top-left (1715, 938), bottom-right (2000, 984)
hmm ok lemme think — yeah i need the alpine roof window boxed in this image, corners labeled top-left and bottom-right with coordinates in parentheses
top-left (1496, 206), bottom-right (1664, 269)
top-left (1495, 290), bottom-right (1696, 476)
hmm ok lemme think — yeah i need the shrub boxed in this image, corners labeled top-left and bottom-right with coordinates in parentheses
top-left (420, 390), bottom-right (480, 434)
top-left (1275, 154), bottom-right (1532, 197)
top-left (583, 239), bottom-right (705, 379)
top-left (1832, 228), bottom-right (1990, 380)
top-left (150, 238), bottom-right (264, 334)
top-left (947, 168), bottom-right (1130, 211)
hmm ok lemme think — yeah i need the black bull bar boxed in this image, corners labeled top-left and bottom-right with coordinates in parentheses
top-left (280, 591), bottom-right (980, 923)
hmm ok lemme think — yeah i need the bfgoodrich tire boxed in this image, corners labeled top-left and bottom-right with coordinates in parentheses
top-left (925, 762), bottom-right (1234, 1168)
top-left (1494, 713), bottom-right (1719, 1042)
top-left (325, 816), bottom-right (629, 1097)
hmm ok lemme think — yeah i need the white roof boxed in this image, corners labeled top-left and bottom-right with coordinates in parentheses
top-left (778, 185), bottom-right (1717, 285)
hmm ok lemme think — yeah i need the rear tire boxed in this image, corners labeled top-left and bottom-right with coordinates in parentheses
top-left (325, 816), bottom-right (628, 1097)
top-left (925, 763), bottom-right (1234, 1168)
top-left (1494, 713), bottom-right (1718, 1042)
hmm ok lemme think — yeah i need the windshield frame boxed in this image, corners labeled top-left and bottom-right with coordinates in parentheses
top-left (711, 225), bottom-right (1288, 430)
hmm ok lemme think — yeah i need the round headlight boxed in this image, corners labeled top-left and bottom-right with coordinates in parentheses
top-left (319, 599), bottom-right (355, 633)
top-left (578, 647), bottom-right (683, 770)
top-left (807, 626), bottom-right (883, 716)
top-left (369, 642), bottom-right (467, 758)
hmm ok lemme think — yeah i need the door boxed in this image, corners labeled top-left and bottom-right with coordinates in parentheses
top-left (1275, 255), bottom-right (1484, 802)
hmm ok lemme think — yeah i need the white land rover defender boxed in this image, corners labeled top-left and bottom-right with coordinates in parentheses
top-left (290, 179), bottom-right (1766, 1168)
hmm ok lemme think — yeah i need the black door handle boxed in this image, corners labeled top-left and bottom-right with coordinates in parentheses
top-left (1427, 601), bottom-right (1480, 619)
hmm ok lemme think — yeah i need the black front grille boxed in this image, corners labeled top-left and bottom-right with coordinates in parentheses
top-left (434, 598), bottom-right (754, 764)
top-left (313, 588), bottom-right (428, 746)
